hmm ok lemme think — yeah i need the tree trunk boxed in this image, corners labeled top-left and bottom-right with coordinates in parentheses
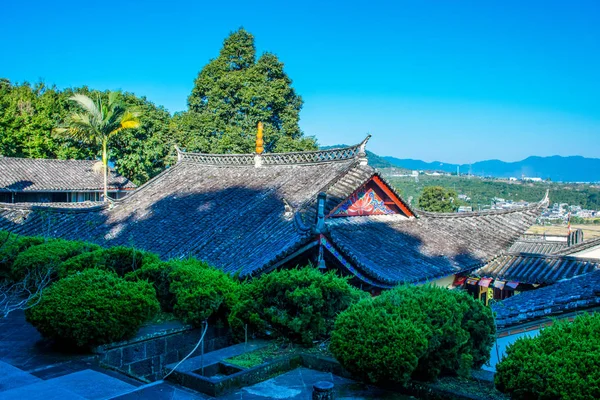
top-left (103, 140), bottom-right (108, 201)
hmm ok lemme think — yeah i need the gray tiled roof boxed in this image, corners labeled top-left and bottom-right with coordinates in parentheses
top-left (508, 238), bottom-right (569, 254)
top-left (326, 203), bottom-right (547, 285)
top-left (0, 146), bottom-right (369, 277)
top-left (553, 236), bottom-right (600, 256)
top-left (0, 157), bottom-right (136, 192)
top-left (473, 253), bottom-right (600, 284)
top-left (493, 269), bottom-right (600, 329)
top-left (0, 141), bottom-right (547, 282)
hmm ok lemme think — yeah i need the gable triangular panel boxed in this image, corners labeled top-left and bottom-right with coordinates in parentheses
top-left (329, 175), bottom-right (414, 217)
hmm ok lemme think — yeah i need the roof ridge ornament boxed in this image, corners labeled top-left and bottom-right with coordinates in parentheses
top-left (174, 145), bottom-right (183, 163)
top-left (357, 134), bottom-right (371, 166)
top-left (255, 122), bottom-right (264, 168)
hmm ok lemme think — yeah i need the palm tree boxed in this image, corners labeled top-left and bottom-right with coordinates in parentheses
top-left (54, 92), bottom-right (140, 201)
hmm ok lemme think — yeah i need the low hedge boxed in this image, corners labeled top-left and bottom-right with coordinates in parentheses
top-left (25, 269), bottom-right (159, 347)
top-left (125, 261), bottom-right (174, 311)
top-left (169, 258), bottom-right (240, 326)
top-left (229, 267), bottom-right (366, 346)
top-left (58, 246), bottom-right (160, 279)
top-left (0, 231), bottom-right (46, 281)
top-left (11, 239), bottom-right (100, 284)
top-left (495, 312), bottom-right (600, 400)
top-left (330, 295), bottom-right (427, 384)
top-left (331, 285), bottom-right (495, 384)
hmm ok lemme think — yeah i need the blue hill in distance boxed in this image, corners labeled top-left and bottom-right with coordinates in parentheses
top-left (383, 155), bottom-right (600, 183)
top-left (319, 145), bottom-right (600, 182)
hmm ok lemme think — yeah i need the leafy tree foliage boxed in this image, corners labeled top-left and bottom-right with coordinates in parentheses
top-left (495, 313), bottom-right (600, 400)
top-left (0, 81), bottom-right (176, 186)
top-left (182, 28), bottom-right (317, 154)
top-left (418, 186), bottom-right (459, 212)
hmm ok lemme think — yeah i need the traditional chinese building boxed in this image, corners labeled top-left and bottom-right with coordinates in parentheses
top-left (0, 137), bottom-right (548, 290)
top-left (0, 157), bottom-right (135, 203)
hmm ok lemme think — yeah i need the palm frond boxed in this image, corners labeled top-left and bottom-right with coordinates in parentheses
top-left (69, 94), bottom-right (102, 121)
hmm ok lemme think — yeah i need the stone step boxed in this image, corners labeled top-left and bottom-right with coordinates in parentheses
top-left (0, 369), bottom-right (135, 400)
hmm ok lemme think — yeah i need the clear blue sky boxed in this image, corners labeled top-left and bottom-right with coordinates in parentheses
top-left (2, 1), bottom-right (599, 163)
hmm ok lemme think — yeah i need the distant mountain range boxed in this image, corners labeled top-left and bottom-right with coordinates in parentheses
top-left (320, 145), bottom-right (600, 182)
top-left (383, 155), bottom-right (600, 182)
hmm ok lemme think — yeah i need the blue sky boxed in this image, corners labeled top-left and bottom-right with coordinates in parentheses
top-left (1, 1), bottom-right (599, 163)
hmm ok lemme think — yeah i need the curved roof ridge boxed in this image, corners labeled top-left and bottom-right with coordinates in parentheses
top-left (553, 236), bottom-right (600, 255)
top-left (175, 135), bottom-right (371, 166)
top-left (417, 190), bottom-right (549, 219)
top-left (0, 201), bottom-right (107, 213)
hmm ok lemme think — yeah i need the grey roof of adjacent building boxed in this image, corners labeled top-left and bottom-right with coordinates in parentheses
top-left (0, 139), bottom-right (548, 283)
top-left (553, 236), bottom-right (600, 256)
top-left (493, 269), bottom-right (600, 329)
top-left (507, 238), bottom-right (569, 255)
top-left (327, 202), bottom-right (548, 286)
top-left (0, 157), bottom-right (136, 192)
top-left (472, 253), bottom-right (600, 284)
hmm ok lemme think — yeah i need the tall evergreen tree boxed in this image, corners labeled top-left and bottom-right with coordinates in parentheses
top-left (182, 28), bottom-right (316, 153)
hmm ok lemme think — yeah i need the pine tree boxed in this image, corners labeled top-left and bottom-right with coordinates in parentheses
top-left (182, 28), bottom-right (316, 153)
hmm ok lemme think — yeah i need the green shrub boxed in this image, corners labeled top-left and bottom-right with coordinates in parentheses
top-left (495, 313), bottom-right (600, 400)
top-left (0, 232), bottom-right (46, 281)
top-left (457, 290), bottom-right (496, 368)
top-left (11, 239), bottom-right (100, 283)
top-left (125, 261), bottom-right (174, 311)
top-left (330, 285), bottom-right (495, 384)
top-left (169, 258), bottom-right (240, 326)
top-left (58, 246), bottom-right (160, 279)
top-left (25, 269), bottom-right (159, 347)
top-left (331, 296), bottom-right (428, 384)
top-left (229, 267), bottom-right (366, 346)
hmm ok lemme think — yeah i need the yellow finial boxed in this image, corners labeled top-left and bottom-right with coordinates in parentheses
top-left (256, 121), bottom-right (264, 154)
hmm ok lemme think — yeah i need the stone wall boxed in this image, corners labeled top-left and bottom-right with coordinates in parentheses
top-left (94, 323), bottom-right (231, 382)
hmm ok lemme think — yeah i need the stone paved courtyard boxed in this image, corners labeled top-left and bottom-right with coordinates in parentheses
top-left (0, 311), bottom-right (413, 400)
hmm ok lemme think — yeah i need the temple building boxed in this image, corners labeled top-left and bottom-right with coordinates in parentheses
top-left (0, 137), bottom-right (549, 291)
top-left (0, 157), bottom-right (135, 203)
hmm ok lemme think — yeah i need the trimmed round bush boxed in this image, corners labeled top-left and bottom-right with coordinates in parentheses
top-left (0, 232), bottom-right (46, 281)
top-left (58, 246), bottom-right (160, 279)
top-left (11, 239), bottom-right (100, 283)
top-left (125, 261), bottom-right (174, 311)
top-left (330, 285), bottom-right (495, 384)
top-left (330, 296), bottom-right (427, 384)
top-left (25, 269), bottom-right (159, 347)
top-left (229, 267), bottom-right (366, 346)
top-left (169, 258), bottom-right (240, 326)
top-left (495, 313), bottom-right (600, 400)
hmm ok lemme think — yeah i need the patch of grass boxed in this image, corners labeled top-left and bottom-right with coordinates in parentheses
top-left (430, 376), bottom-right (507, 400)
top-left (145, 311), bottom-right (177, 325)
top-left (225, 341), bottom-right (333, 369)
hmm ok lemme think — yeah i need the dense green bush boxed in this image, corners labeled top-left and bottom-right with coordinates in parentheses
top-left (11, 239), bottom-right (100, 283)
top-left (58, 246), bottom-right (160, 279)
top-left (229, 267), bottom-right (366, 346)
top-left (125, 261), bottom-right (174, 311)
top-left (25, 269), bottom-right (159, 347)
top-left (331, 285), bottom-right (495, 384)
top-left (457, 290), bottom-right (496, 368)
top-left (0, 231), bottom-right (46, 281)
top-left (169, 258), bottom-right (240, 326)
top-left (495, 313), bottom-right (600, 400)
top-left (330, 295), bottom-right (427, 384)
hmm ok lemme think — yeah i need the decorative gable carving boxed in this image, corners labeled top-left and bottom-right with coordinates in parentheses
top-left (329, 175), bottom-right (414, 218)
top-left (332, 187), bottom-right (394, 216)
